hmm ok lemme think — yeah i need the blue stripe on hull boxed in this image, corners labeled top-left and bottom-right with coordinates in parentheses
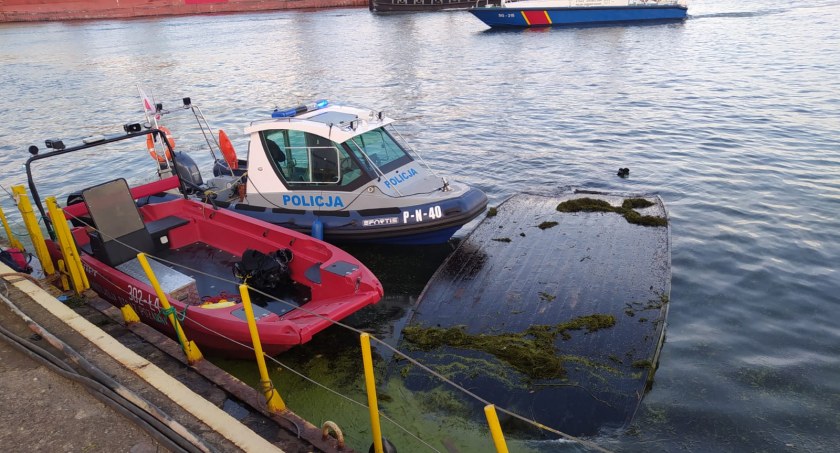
top-left (470, 6), bottom-right (687, 27)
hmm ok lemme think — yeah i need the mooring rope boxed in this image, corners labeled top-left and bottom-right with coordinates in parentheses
top-left (55, 209), bottom-right (612, 452)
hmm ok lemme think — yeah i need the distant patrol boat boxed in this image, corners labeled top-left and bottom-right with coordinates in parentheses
top-left (470, 0), bottom-right (688, 28)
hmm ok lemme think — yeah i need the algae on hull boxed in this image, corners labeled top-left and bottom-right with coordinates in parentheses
top-left (556, 197), bottom-right (667, 227)
top-left (402, 314), bottom-right (617, 381)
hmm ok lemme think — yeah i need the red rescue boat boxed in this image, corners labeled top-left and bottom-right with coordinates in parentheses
top-left (27, 127), bottom-right (383, 358)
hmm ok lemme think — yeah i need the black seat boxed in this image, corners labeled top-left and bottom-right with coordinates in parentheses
top-left (266, 140), bottom-right (286, 164)
top-left (82, 178), bottom-right (155, 267)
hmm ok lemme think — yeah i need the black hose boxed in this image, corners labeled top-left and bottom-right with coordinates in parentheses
top-left (0, 278), bottom-right (214, 453)
top-left (0, 324), bottom-right (201, 453)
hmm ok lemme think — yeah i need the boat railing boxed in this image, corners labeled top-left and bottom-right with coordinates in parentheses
top-left (383, 124), bottom-right (440, 181)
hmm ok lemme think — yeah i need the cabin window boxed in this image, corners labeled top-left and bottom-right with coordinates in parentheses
top-left (260, 130), bottom-right (368, 190)
top-left (344, 125), bottom-right (412, 174)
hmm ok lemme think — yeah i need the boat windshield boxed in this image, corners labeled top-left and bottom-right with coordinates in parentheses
top-left (344, 125), bottom-right (412, 175)
top-left (260, 129), bottom-right (371, 191)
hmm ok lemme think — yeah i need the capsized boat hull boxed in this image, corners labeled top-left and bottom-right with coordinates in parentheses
top-left (399, 192), bottom-right (671, 434)
top-left (54, 178), bottom-right (383, 358)
top-left (470, 3), bottom-right (688, 27)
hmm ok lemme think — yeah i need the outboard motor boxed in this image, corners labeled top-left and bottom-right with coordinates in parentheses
top-left (213, 158), bottom-right (246, 177)
top-left (172, 151), bottom-right (204, 194)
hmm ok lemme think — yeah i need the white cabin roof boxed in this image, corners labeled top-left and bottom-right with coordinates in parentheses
top-left (244, 104), bottom-right (396, 143)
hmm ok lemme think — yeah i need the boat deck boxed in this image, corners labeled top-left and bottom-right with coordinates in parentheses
top-left (154, 243), bottom-right (304, 315)
top-left (401, 192), bottom-right (670, 435)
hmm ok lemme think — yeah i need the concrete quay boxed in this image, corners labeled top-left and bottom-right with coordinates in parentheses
top-left (0, 262), bottom-right (345, 453)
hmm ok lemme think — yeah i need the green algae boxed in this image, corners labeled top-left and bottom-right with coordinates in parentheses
top-left (624, 293), bottom-right (670, 318)
top-left (491, 237), bottom-right (511, 243)
top-left (64, 294), bottom-right (87, 308)
top-left (622, 198), bottom-right (655, 210)
top-left (375, 379), bottom-right (542, 453)
top-left (402, 314), bottom-right (616, 380)
top-left (418, 387), bottom-right (473, 419)
top-left (538, 291), bottom-right (556, 302)
top-left (423, 353), bottom-right (527, 389)
top-left (632, 360), bottom-right (652, 369)
top-left (487, 207), bottom-right (498, 217)
top-left (623, 209), bottom-right (668, 227)
top-left (556, 198), bottom-right (615, 213)
top-left (556, 197), bottom-right (668, 227)
top-left (537, 221), bottom-right (558, 230)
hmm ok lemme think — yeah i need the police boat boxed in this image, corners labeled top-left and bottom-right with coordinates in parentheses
top-left (146, 97), bottom-right (488, 245)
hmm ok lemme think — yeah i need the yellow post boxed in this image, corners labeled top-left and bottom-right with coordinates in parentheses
top-left (136, 252), bottom-right (203, 365)
top-left (120, 304), bottom-right (141, 325)
top-left (484, 404), bottom-right (509, 453)
top-left (11, 185), bottom-right (54, 275)
top-left (0, 207), bottom-right (25, 251)
top-left (360, 333), bottom-right (384, 453)
top-left (56, 260), bottom-right (69, 291)
top-left (46, 197), bottom-right (87, 293)
top-left (238, 284), bottom-right (286, 412)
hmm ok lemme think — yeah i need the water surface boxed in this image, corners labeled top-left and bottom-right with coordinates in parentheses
top-left (1, 0), bottom-right (839, 451)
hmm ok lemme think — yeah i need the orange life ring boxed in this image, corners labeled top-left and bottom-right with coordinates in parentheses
top-left (146, 126), bottom-right (175, 163)
top-left (219, 129), bottom-right (238, 170)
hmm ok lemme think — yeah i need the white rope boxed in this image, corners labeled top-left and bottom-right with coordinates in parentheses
top-left (56, 208), bottom-right (611, 453)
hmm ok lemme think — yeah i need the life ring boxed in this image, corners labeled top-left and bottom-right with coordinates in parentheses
top-left (146, 126), bottom-right (175, 162)
top-left (219, 129), bottom-right (238, 170)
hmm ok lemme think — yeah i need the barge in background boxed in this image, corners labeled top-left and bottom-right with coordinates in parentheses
top-left (369, 0), bottom-right (497, 13)
top-left (0, 0), bottom-right (366, 23)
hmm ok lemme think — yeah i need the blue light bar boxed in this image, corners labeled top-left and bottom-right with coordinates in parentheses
top-left (271, 107), bottom-right (298, 118)
top-left (271, 99), bottom-right (329, 118)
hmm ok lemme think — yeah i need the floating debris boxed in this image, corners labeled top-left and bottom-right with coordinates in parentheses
top-left (537, 221), bottom-right (558, 230)
top-left (486, 207), bottom-right (498, 217)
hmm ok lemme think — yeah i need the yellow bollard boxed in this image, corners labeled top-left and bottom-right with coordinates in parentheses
top-left (0, 207), bottom-right (25, 251)
top-left (238, 284), bottom-right (286, 412)
top-left (11, 186), bottom-right (54, 275)
top-left (360, 333), bottom-right (384, 453)
top-left (484, 404), bottom-right (509, 453)
top-left (56, 259), bottom-right (69, 291)
top-left (136, 252), bottom-right (203, 365)
top-left (120, 304), bottom-right (141, 325)
top-left (46, 197), bottom-right (87, 293)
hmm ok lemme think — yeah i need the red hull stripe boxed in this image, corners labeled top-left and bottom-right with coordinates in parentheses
top-left (523, 10), bottom-right (551, 26)
top-left (185, 0), bottom-right (229, 4)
